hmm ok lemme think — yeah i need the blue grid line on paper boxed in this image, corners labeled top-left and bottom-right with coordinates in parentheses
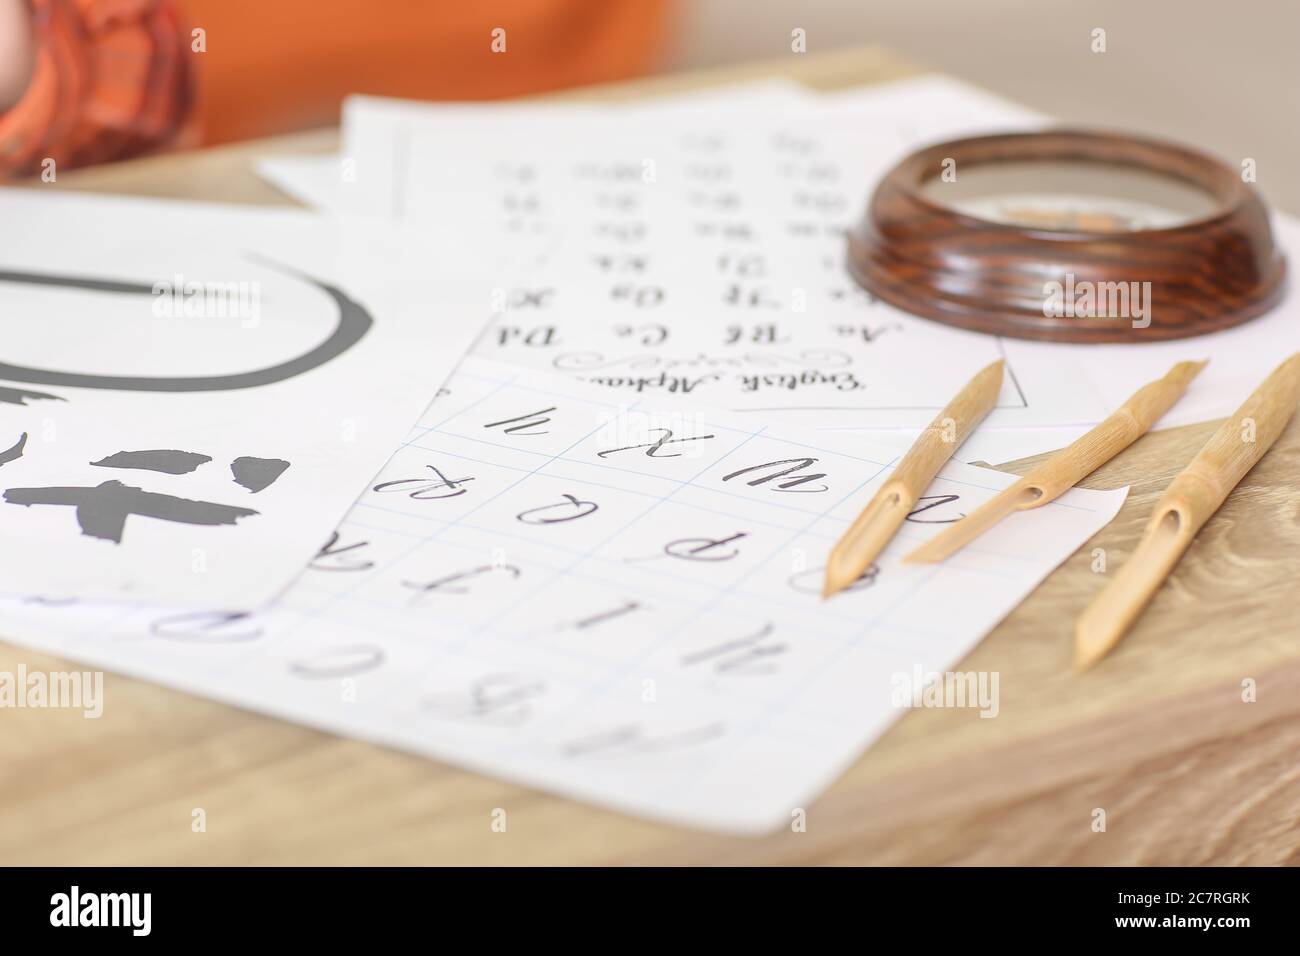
top-left (148, 355), bottom-right (1110, 696)
top-left (395, 369), bottom-right (521, 453)
top-left (296, 517), bottom-right (954, 643)
top-left (404, 427), bottom-right (1101, 517)
top-left (357, 408), bottom-right (1128, 564)
top-left (448, 424), bottom-right (772, 651)
top-left (220, 370), bottom-right (641, 669)
top-left (377, 415), bottom-right (785, 764)
top-left (531, 445), bottom-right (901, 731)
top-left (274, 566), bottom-right (944, 694)
top-left (667, 557), bottom-right (948, 803)
top-left (348, 492), bottom-right (1052, 584)
top-left (412, 424), bottom-right (897, 472)
top-left (61, 598), bottom-right (153, 645)
top-left (442, 367), bottom-right (707, 419)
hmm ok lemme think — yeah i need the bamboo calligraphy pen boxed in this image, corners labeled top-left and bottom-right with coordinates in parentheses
top-left (904, 359), bottom-right (1207, 565)
top-left (822, 359), bottom-right (1004, 598)
top-left (1075, 352), bottom-right (1300, 669)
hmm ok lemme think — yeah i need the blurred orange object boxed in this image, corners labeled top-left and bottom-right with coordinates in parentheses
top-left (0, 0), bottom-right (670, 177)
top-left (187, 0), bottom-right (670, 144)
top-left (0, 0), bottom-right (193, 176)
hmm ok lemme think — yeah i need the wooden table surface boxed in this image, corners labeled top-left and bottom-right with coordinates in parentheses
top-left (4, 46), bottom-right (1299, 866)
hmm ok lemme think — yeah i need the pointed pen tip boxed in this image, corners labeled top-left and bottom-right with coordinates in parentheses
top-left (1073, 621), bottom-right (1112, 672)
top-left (901, 543), bottom-right (935, 565)
top-left (1172, 358), bottom-right (1210, 382)
top-left (821, 568), bottom-right (847, 600)
top-left (977, 358), bottom-right (1006, 384)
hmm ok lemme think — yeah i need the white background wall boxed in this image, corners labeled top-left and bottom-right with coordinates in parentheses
top-left (664, 0), bottom-right (1300, 213)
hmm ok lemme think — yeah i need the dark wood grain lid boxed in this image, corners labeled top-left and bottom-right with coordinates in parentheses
top-left (847, 129), bottom-right (1287, 343)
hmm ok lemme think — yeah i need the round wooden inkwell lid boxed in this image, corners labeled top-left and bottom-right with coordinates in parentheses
top-left (847, 130), bottom-right (1288, 342)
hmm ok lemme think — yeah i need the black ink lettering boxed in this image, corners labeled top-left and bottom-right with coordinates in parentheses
top-left (610, 283), bottom-right (665, 308)
top-left (722, 458), bottom-right (827, 493)
top-left (683, 162), bottom-right (731, 183)
top-left (290, 644), bottom-right (384, 679)
top-left (612, 324), bottom-right (668, 346)
top-left (833, 322), bottom-right (899, 341)
top-left (772, 131), bottom-right (817, 155)
top-left (592, 221), bottom-right (646, 242)
top-left (310, 530), bottom-right (374, 572)
top-left (423, 674), bottom-right (547, 726)
top-left (906, 494), bottom-right (964, 524)
top-left (789, 564), bottom-right (878, 594)
top-left (596, 427), bottom-right (715, 459)
top-left (516, 494), bottom-right (598, 525)
top-left (663, 532), bottom-right (747, 562)
top-left (561, 722), bottom-right (726, 757)
top-left (591, 254), bottom-right (648, 273)
top-left (508, 288), bottom-right (555, 309)
top-left (22, 595), bottom-right (78, 606)
top-left (681, 622), bottom-right (786, 675)
top-left (372, 465), bottom-right (474, 499)
top-left (715, 253), bottom-right (767, 277)
top-left (723, 321), bottom-right (787, 342)
top-left (402, 563), bottom-right (521, 602)
top-left (484, 406), bottom-right (556, 436)
top-left (495, 326), bottom-right (559, 347)
top-left (685, 190), bottom-right (741, 211)
top-left (571, 599), bottom-right (642, 630)
top-left (150, 610), bottom-right (263, 643)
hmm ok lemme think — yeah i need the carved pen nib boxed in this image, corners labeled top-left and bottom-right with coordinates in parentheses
top-left (822, 359), bottom-right (1005, 599)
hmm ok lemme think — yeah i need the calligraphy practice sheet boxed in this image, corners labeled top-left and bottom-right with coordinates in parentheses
top-left (335, 77), bottom-right (1062, 433)
top-left (0, 358), bottom-right (1125, 831)
top-left (306, 75), bottom-right (1300, 462)
top-left (257, 154), bottom-right (346, 209)
top-left (257, 80), bottom-right (818, 213)
top-left (0, 189), bottom-right (498, 608)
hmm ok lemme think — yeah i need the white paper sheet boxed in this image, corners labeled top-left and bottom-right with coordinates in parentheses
top-left (0, 357), bottom-right (1126, 832)
top-left (323, 74), bottom-right (1300, 462)
top-left (256, 154), bottom-right (343, 209)
top-left (338, 78), bottom-right (1060, 426)
top-left (255, 80), bottom-right (817, 213)
top-left (0, 189), bottom-right (498, 608)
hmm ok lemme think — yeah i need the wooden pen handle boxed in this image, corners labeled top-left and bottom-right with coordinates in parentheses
top-left (1162, 354), bottom-right (1300, 524)
top-left (905, 359), bottom-right (1206, 566)
top-left (1022, 359), bottom-right (1206, 500)
top-left (1076, 353), bottom-right (1300, 668)
top-left (823, 359), bottom-right (1003, 597)
top-left (890, 359), bottom-right (1004, 489)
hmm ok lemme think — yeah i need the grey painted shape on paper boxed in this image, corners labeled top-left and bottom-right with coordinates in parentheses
top-left (0, 433), bottom-right (26, 467)
top-left (91, 449), bottom-right (213, 475)
top-left (231, 456), bottom-right (290, 493)
top-left (3, 479), bottom-right (258, 543)
top-left (0, 385), bottom-right (64, 406)
top-left (0, 259), bottom-right (372, 392)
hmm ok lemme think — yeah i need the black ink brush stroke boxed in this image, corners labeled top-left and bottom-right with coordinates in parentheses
top-left (0, 258), bottom-right (371, 391)
top-left (0, 433), bottom-right (26, 467)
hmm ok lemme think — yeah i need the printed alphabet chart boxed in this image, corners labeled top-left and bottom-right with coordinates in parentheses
top-left (305, 75), bottom-right (1300, 462)
top-left (0, 189), bottom-right (500, 608)
top-left (0, 358), bottom-right (1125, 831)
top-left (337, 76), bottom-right (1076, 434)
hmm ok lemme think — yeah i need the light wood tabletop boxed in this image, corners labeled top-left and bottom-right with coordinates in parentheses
top-left (4, 46), bottom-right (1299, 866)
